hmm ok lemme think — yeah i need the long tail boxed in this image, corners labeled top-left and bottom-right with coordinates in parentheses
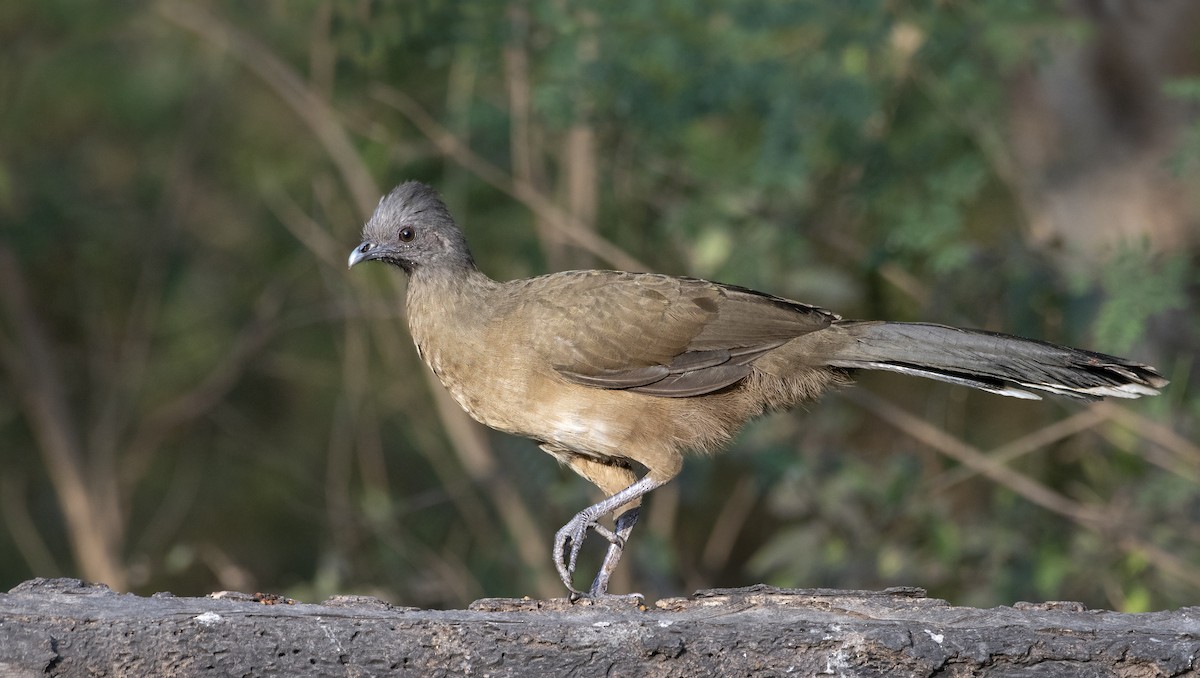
top-left (824, 321), bottom-right (1167, 400)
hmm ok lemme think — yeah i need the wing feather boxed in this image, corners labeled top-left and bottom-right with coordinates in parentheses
top-left (510, 271), bottom-right (835, 397)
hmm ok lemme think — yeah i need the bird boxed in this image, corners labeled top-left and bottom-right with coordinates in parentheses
top-left (348, 181), bottom-right (1167, 599)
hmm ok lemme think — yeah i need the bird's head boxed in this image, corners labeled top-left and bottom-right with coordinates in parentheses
top-left (348, 181), bottom-right (475, 274)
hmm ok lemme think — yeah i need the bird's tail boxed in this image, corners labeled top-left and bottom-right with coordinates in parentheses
top-left (824, 321), bottom-right (1167, 400)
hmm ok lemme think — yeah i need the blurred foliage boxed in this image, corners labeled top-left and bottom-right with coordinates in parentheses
top-left (0, 0), bottom-right (1196, 612)
top-left (1166, 77), bottom-right (1200, 188)
top-left (1087, 246), bottom-right (1188, 354)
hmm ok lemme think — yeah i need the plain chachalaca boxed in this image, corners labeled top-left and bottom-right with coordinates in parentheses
top-left (348, 181), bottom-right (1167, 599)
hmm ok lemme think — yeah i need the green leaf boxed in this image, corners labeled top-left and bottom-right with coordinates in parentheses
top-left (1093, 246), bottom-right (1189, 353)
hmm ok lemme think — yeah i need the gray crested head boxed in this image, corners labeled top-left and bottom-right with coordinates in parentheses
top-left (347, 181), bottom-right (475, 274)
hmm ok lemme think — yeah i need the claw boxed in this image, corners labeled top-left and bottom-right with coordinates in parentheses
top-left (552, 512), bottom-right (595, 593)
top-left (552, 509), bottom-right (629, 593)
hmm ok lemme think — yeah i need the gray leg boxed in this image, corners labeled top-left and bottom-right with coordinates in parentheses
top-left (588, 507), bottom-right (641, 597)
top-left (553, 475), bottom-right (661, 596)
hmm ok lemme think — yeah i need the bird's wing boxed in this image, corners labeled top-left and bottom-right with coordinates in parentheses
top-left (511, 271), bottom-right (837, 397)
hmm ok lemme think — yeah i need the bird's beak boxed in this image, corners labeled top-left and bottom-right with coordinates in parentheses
top-left (348, 241), bottom-right (377, 268)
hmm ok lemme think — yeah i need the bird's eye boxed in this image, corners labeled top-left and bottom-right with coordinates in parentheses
top-left (398, 226), bottom-right (415, 242)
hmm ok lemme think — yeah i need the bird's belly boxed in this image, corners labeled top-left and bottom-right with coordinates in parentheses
top-left (528, 398), bottom-right (624, 455)
top-left (422, 344), bottom-right (632, 454)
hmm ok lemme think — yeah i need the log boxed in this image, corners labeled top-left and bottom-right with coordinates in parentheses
top-left (0, 578), bottom-right (1196, 676)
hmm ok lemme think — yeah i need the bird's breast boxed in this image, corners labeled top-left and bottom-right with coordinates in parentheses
top-left (414, 326), bottom-right (639, 454)
top-left (414, 339), bottom-right (503, 426)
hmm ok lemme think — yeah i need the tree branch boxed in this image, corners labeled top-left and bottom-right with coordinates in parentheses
top-left (0, 246), bottom-right (126, 588)
top-left (156, 0), bottom-right (380, 218)
top-left (3, 580), bottom-right (1196, 675)
top-left (844, 388), bottom-right (1106, 526)
top-left (371, 84), bottom-right (648, 272)
top-left (121, 285), bottom-right (285, 488)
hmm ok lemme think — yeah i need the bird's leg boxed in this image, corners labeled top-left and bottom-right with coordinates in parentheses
top-left (553, 475), bottom-right (662, 596)
top-left (589, 506), bottom-right (640, 597)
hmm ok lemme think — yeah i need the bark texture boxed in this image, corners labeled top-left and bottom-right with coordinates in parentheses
top-left (1, 578), bottom-right (1196, 677)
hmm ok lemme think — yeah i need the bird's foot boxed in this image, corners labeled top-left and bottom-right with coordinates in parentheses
top-left (569, 589), bottom-right (644, 604)
top-left (585, 568), bottom-right (642, 601)
top-left (553, 510), bottom-right (626, 594)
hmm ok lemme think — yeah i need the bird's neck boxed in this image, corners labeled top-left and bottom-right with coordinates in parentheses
top-left (407, 260), bottom-right (497, 296)
top-left (404, 263), bottom-right (499, 335)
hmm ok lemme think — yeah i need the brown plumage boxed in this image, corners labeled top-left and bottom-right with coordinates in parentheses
top-left (349, 181), bottom-right (1167, 598)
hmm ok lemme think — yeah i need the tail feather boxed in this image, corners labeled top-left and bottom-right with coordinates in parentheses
top-left (825, 321), bottom-right (1167, 401)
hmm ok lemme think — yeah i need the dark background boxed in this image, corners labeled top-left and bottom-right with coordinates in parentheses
top-left (2, 0), bottom-right (1197, 611)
